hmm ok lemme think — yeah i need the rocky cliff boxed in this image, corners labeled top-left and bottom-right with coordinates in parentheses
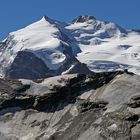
top-left (0, 71), bottom-right (140, 140)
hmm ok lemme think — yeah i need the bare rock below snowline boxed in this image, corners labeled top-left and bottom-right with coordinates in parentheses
top-left (0, 71), bottom-right (140, 140)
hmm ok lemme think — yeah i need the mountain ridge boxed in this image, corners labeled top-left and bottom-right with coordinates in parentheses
top-left (1, 15), bottom-right (140, 79)
top-left (0, 71), bottom-right (140, 139)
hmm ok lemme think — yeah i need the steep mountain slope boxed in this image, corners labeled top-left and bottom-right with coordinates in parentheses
top-left (1, 15), bottom-right (140, 79)
top-left (0, 16), bottom-right (89, 79)
top-left (0, 71), bottom-right (140, 140)
top-left (66, 15), bottom-right (140, 74)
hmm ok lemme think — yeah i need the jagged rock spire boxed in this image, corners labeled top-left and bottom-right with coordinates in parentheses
top-left (72, 15), bottom-right (96, 23)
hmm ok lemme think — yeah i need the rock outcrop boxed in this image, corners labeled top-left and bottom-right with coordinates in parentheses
top-left (0, 71), bottom-right (140, 140)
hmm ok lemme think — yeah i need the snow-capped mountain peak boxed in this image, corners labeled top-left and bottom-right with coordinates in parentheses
top-left (1, 15), bottom-right (140, 79)
top-left (72, 15), bottom-right (96, 23)
top-left (42, 16), bottom-right (61, 26)
top-left (0, 16), bottom-right (90, 79)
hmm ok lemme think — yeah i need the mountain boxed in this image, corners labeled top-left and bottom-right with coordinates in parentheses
top-left (1, 15), bottom-right (140, 79)
top-left (0, 16), bottom-right (90, 79)
top-left (0, 71), bottom-right (140, 139)
top-left (0, 15), bottom-right (140, 140)
top-left (66, 15), bottom-right (140, 74)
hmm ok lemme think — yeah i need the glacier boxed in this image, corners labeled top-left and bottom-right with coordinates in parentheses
top-left (1, 15), bottom-right (140, 79)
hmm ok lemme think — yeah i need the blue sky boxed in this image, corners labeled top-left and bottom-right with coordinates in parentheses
top-left (0, 0), bottom-right (140, 40)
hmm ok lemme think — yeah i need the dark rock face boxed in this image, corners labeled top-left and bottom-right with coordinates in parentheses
top-left (128, 95), bottom-right (140, 108)
top-left (72, 15), bottom-right (96, 23)
top-left (6, 51), bottom-right (50, 79)
top-left (5, 50), bottom-right (92, 79)
top-left (62, 63), bottom-right (93, 75)
top-left (0, 71), bottom-right (140, 140)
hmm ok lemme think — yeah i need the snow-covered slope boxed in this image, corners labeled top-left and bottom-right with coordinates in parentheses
top-left (1, 17), bottom-right (66, 69)
top-left (66, 16), bottom-right (140, 75)
top-left (0, 15), bottom-right (140, 79)
top-left (0, 16), bottom-right (89, 79)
